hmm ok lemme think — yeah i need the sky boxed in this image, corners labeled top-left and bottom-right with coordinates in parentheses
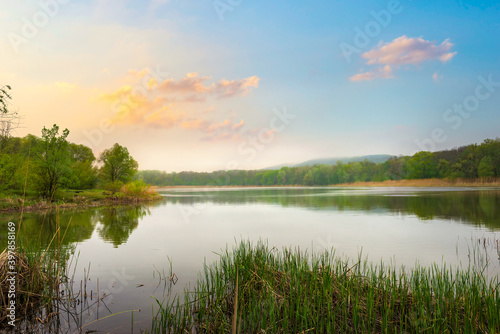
top-left (1, 0), bottom-right (499, 172)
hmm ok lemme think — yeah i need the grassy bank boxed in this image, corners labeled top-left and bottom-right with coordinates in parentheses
top-left (150, 241), bottom-right (500, 333)
top-left (0, 187), bottom-right (162, 213)
top-left (335, 177), bottom-right (500, 187)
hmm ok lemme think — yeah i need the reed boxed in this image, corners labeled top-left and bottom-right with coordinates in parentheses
top-left (149, 240), bottom-right (500, 333)
top-left (0, 215), bottom-right (113, 332)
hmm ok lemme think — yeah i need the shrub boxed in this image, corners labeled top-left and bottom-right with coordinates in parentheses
top-left (120, 180), bottom-right (154, 198)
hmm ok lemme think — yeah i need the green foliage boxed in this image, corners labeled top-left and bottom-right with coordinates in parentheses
top-left (120, 180), bottom-right (153, 197)
top-left (0, 153), bottom-right (18, 190)
top-left (406, 151), bottom-right (437, 179)
top-left (98, 143), bottom-right (138, 184)
top-left (104, 180), bottom-right (124, 194)
top-left (32, 124), bottom-right (71, 199)
top-left (437, 159), bottom-right (451, 178)
top-left (302, 169), bottom-right (314, 185)
top-left (478, 156), bottom-right (495, 177)
top-left (65, 143), bottom-right (98, 189)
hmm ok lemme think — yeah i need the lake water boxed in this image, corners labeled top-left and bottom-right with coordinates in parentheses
top-left (3, 186), bottom-right (500, 333)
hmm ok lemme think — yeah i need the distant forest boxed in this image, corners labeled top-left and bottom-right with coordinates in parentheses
top-left (137, 138), bottom-right (500, 186)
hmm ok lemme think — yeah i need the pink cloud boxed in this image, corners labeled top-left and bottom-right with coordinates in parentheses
top-left (213, 76), bottom-right (260, 98)
top-left (363, 36), bottom-right (457, 66)
top-left (159, 72), bottom-right (212, 94)
top-left (349, 65), bottom-right (394, 82)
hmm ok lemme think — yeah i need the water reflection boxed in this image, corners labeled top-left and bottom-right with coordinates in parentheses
top-left (160, 187), bottom-right (500, 230)
top-left (0, 205), bottom-right (152, 250)
top-left (96, 206), bottom-right (150, 247)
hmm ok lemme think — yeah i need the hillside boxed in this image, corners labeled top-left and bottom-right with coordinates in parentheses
top-left (266, 154), bottom-right (394, 170)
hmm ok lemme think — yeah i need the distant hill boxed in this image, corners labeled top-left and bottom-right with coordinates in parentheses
top-left (266, 154), bottom-right (394, 170)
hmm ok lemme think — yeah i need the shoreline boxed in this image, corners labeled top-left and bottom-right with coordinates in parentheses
top-left (0, 194), bottom-right (163, 214)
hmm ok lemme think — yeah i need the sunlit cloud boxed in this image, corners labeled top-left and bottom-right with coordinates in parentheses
top-left (143, 107), bottom-right (183, 128)
top-left (232, 120), bottom-right (245, 131)
top-left (159, 73), bottom-right (212, 95)
top-left (213, 76), bottom-right (260, 98)
top-left (363, 36), bottom-right (456, 66)
top-left (99, 85), bottom-right (133, 102)
top-left (349, 65), bottom-right (394, 82)
top-left (184, 118), bottom-right (246, 141)
top-left (180, 118), bottom-right (210, 129)
top-left (350, 36), bottom-right (456, 82)
top-left (97, 70), bottom-right (257, 139)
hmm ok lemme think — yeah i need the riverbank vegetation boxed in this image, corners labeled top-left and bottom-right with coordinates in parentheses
top-left (0, 219), bottom-right (72, 330)
top-left (0, 124), bottom-right (159, 212)
top-left (138, 138), bottom-right (500, 187)
top-left (149, 241), bottom-right (500, 333)
top-left (0, 218), bottom-right (119, 332)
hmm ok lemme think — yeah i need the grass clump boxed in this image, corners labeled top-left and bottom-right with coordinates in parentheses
top-left (120, 180), bottom-right (159, 199)
top-left (0, 244), bottom-right (65, 329)
top-left (0, 248), bottom-right (47, 325)
top-left (150, 241), bottom-right (500, 333)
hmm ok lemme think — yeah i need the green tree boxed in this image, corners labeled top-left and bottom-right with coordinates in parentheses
top-left (33, 124), bottom-right (71, 199)
top-left (98, 143), bottom-right (138, 186)
top-left (478, 138), bottom-right (500, 176)
top-left (437, 159), bottom-right (451, 178)
top-left (406, 151), bottom-right (437, 179)
top-left (0, 153), bottom-right (18, 190)
top-left (65, 143), bottom-right (98, 189)
top-left (303, 170), bottom-right (314, 185)
top-left (277, 168), bottom-right (287, 185)
top-left (478, 156), bottom-right (495, 177)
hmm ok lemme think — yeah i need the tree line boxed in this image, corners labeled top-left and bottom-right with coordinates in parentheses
top-left (137, 138), bottom-right (500, 187)
top-left (0, 125), bottom-right (138, 199)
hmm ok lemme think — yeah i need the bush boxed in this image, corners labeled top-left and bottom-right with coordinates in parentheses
top-left (120, 180), bottom-right (154, 198)
top-left (104, 180), bottom-right (123, 194)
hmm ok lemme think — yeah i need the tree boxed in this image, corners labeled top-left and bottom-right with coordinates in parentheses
top-left (406, 151), bottom-right (437, 179)
top-left (0, 85), bottom-right (11, 115)
top-left (303, 170), bottom-right (314, 185)
top-left (478, 138), bottom-right (500, 176)
top-left (65, 143), bottom-right (98, 189)
top-left (98, 143), bottom-right (138, 187)
top-left (277, 168), bottom-right (287, 185)
top-left (478, 156), bottom-right (495, 177)
top-left (33, 124), bottom-right (71, 199)
top-left (0, 85), bottom-right (20, 153)
top-left (437, 159), bottom-right (451, 178)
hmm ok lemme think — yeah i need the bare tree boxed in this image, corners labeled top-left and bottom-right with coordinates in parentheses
top-left (0, 85), bottom-right (21, 152)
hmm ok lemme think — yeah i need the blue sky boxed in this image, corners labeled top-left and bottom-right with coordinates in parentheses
top-left (1, 0), bottom-right (499, 171)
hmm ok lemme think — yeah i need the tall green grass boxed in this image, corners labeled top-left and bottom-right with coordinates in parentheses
top-left (0, 215), bottom-right (115, 332)
top-left (149, 240), bottom-right (500, 333)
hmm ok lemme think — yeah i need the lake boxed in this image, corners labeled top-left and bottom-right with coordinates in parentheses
top-left (3, 186), bottom-right (500, 333)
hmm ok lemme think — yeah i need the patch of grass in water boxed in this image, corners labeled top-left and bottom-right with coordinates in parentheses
top-left (149, 240), bottom-right (500, 333)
